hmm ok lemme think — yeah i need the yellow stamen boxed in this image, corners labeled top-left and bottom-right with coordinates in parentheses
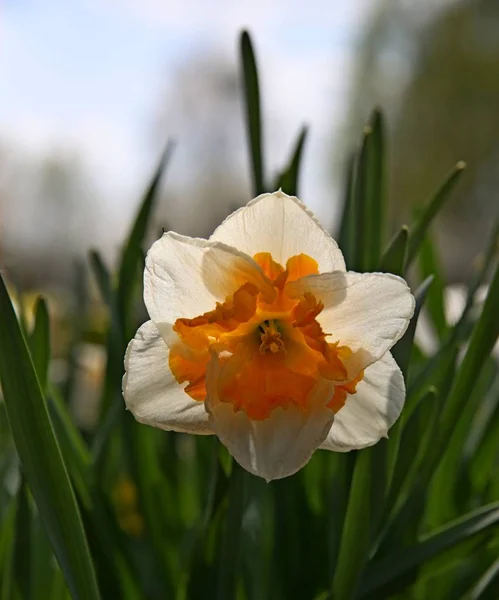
top-left (259, 320), bottom-right (286, 354)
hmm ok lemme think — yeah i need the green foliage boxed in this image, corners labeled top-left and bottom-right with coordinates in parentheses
top-left (379, 226), bottom-right (408, 277)
top-left (275, 126), bottom-right (308, 196)
top-left (0, 30), bottom-right (498, 600)
top-left (342, 110), bottom-right (386, 272)
top-left (406, 162), bottom-right (466, 268)
top-left (0, 276), bottom-right (100, 600)
top-left (347, 0), bottom-right (499, 282)
top-left (240, 30), bottom-right (265, 196)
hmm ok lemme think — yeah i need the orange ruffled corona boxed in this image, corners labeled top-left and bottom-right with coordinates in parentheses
top-left (169, 252), bottom-right (363, 421)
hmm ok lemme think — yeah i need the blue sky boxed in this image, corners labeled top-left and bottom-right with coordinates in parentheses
top-left (1, 0), bottom-right (374, 252)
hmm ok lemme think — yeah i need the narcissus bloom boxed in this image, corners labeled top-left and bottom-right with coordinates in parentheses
top-left (123, 191), bottom-right (415, 481)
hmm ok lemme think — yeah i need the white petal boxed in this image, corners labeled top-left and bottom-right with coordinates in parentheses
top-left (287, 271), bottom-right (414, 373)
top-left (123, 320), bottom-right (212, 434)
top-left (210, 190), bottom-right (346, 272)
top-left (320, 352), bottom-right (405, 452)
top-left (144, 231), bottom-right (274, 326)
top-left (205, 354), bottom-right (335, 481)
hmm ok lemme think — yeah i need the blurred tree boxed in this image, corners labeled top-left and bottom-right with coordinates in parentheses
top-left (153, 52), bottom-right (250, 239)
top-left (344, 0), bottom-right (499, 281)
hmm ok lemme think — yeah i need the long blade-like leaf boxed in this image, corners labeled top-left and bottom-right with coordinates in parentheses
top-left (0, 497), bottom-right (16, 600)
top-left (379, 226), bottom-right (408, 277)
top-left (418, 232), bottom-right (448, 341)
top-left (365, 109), bottom-right (386, 270)
top-left (48, 386), bottom-right (93, 511)
top-left (217, 462), bottom-right (251, 600)
top-left (0, 274), bottom-right (100, 600)
top-left (454, 215), bottom-right (499, 340)
top-left (89, 250), bottom-right (114, 311)
top-left (438, 259), bottom-right (499, 454)
top-left (332, 443), bottom-right (386, 600)
top-left (240, 30), bottom-right (265, 196)
top-left (392, 275), bottom-right (433, 381)
top-left (13, 479), bottom-right (31, 600)
top-left (359, 503), bottom-right (499, 597)
top-left (387, 387), bottom-right (438, 517)
top-left (275, 125), bottom-right (308, 196)
top-left (406, 161), bottom-right (466, 266)
top-left (338, 152), bottom-right (356, 268)
top-left (462, 555), bottom-right (499, 600)
top-left (352, 109), bottom-right (386, 272)
top-left (117, 142), bottom-right (173, 335)
top-left (29, 297), bottom-right (50, 392)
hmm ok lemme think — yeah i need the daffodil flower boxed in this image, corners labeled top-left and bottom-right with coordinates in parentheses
top-left (123, 191), bottom-right (415, 481)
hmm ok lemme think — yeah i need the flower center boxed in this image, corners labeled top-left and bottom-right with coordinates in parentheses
top-left (259, 320), bottom-right (285, 354)
top-left (168, 252), bottom-right (364, 420)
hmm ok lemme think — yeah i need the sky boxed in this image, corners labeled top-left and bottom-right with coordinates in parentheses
top-left (1, 0), bottom-right (376, 258)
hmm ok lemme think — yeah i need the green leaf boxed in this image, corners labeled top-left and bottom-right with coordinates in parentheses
top-left (275, 126), bottom-right (308, 196)
top-left (94, 146), bottom-right (172, 475)
top-left (427, 357), bottom-right (497, 528)
top-left (50, 380), bottom-right (137, 595)
top-left (217, 462), bottom-right (251, 600)
top-left (377, 272), bottom-right (427, 496)
top-left (406, 161), bottom-right (466, 267)
top-left (117, 142), bottom-right (173, 335)
top-left (410, 532), bottom-right (492, 600)
top-left (30, 303), bottom-right (93, 513)
top-left (326, 454), bottom-right (355, 585)
top-left (269, 466), bottom-right (328, 599)
top-left (369, 276), bottom-right (436, 558)
top-left (392, 275), bottom-right (433, 381)
top-left (29, 297), bottom-right (50, 392)
top-left (183, 439), bottom-right (230, 599)
top-left (438, 258), bottom-right (499, 456)
top-left (359, 503), bottom-right (499, 598)
top-left (462, 555), bottom-right (499, 599)
top-left (469, 216), bottom-right (499, 295)
top-left (30, 505), bottom-right (59, 600)
top-left (406, 333), bottom-right (457, 418)
top-left (89, 250), bottom-right (124, 414)
top-left (378, 226), bottom-right (408, 276)
top-left (332, 444), bottom-right (387, 600)
top-left (47, 386), bottom-right (93, 510)
top-left (0, 274), bottom-right (100, 600)
top-left (61, 260), bottom-right (88, 405)
top-left (0, 497), bottom-right (16, 600)
top-left (239, 478), bottom-right (273, 600)
top-left (364, 109), bottom-right (386, 270)
top-left (338, 152), bottom-right (356, 268)
top-left (418, 231), bottom-right (448, 340)
top-left (351, 109), bottom-right (386, 272)
top-left (240, 30), bottom-right (265, 195)
top-left (79, 488), bottom-right (141, 600)
top-left (386, 387), bottom-right (438, 519)
top-left (50, 568), bottom-right (71, 600)
top-left (89, 250), bottom-right (114, 310)
top-left (407, 220), bottom-right (499, 528)
top-left (454, 216), bottom-right (499, 341)
top-left (466, 374), bottom-right (499, 496)
top-left (13, 480), bottom-right (31, 600)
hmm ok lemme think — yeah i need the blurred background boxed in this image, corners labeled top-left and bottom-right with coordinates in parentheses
top-left (2, 0), bottom-right (499, 425)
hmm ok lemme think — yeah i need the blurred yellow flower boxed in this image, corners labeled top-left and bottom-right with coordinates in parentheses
top-left (112, 476), bottom-right (144, 537)
top-left (123, 191), bottom-right (414, 481)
